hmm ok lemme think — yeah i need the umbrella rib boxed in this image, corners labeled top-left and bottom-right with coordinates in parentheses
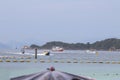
top-left (29, 72), bottom-right (47, 80)
top-left (62, 72), bottom-right (92, 80)
top-left (49, 72), bottom-right (54, 80)
top-left (11, 71), bottom-right (47, 80)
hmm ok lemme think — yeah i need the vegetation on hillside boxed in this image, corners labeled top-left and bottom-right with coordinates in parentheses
top-left (30, 38), bottom-right (120, 50)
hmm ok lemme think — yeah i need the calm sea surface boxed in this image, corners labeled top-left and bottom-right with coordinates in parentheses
top-left (0, 50), bottom-right (120, 80)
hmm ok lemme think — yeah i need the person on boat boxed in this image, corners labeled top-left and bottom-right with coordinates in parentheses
top-left (21, 48), bottom-right (25, 54)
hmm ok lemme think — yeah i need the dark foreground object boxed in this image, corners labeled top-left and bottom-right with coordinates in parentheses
top-left (10, 67), bottom-right (95, 80)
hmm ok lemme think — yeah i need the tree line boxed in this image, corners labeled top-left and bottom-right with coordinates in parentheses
top-left (30, 38), bottom-right (120, 50)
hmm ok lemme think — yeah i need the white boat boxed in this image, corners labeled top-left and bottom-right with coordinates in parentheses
top-left (86, 50), bottom-right (97, 54)
top-left (52, 46), bottom-right (64, 52)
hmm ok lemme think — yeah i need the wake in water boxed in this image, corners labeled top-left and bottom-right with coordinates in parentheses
top-left (7, 52), bottom-right (54, 56)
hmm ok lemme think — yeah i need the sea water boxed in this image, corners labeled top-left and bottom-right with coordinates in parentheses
top-left (0, 50), bottom-right (120, 80)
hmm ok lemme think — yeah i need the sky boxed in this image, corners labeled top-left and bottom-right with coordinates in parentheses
top-left (0, 0), bottom-right (120, 46)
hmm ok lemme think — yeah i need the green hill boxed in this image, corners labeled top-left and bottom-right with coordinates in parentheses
top-left (30, 38), bottom-right (120, 50)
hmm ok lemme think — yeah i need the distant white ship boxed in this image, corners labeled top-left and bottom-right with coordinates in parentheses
top-left (86, 50), bottom-right (97, 54)
top-left (52, 46), bottom-right (64, 52)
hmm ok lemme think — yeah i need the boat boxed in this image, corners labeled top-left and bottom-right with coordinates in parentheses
top-left (52, 46), bottom-right (64, 52)
top-left (41, 51), bottom-right (50, 56)
top-left (86, 50), bottom-right (97, 54)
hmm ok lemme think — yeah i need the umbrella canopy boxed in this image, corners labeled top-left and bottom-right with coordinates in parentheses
top-left (11, 67), bottom-right (95, 80)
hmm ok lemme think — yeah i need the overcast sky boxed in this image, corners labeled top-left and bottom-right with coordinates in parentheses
top-left (0, 0), bottom-right (120, 45)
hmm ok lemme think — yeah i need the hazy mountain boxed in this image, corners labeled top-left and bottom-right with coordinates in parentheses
top-left (6, 40), bottom-right (42, 49)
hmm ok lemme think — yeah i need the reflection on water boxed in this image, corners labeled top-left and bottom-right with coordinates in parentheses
top-left (0, 50), bottom-right (120, 80)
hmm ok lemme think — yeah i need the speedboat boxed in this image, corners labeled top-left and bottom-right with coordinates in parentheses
top-left (40, 51), bottom-right (50, 56)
